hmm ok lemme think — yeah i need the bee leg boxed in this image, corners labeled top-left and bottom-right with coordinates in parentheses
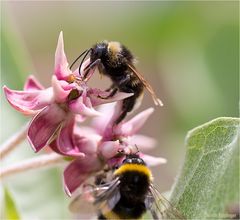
top-left (94, 172), bottom-right (107, 185)
top-left (105, 84), bottom-right (116, 92)
top-left (115, 111), bottom-right (128, 124)
top-left (118, 74), bottom-right (131, 86)
top-left (98, 87), bottom-right (118, 99)
top-left (98, 213), bottom-right (106, 219)
top-left (115, 94), bottom-right (136, 124)
top-left (102, 75), bottom-right (131, 98)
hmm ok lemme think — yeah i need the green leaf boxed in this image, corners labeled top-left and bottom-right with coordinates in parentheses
top-left (4, 188), bottom-right (20, 220)
top-left (170, 117), bottom-right (239, 219)
top-left (5, 164), bottom-right (70, 219)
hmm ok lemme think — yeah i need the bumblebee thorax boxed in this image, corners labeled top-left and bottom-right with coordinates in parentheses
top-left (107, 41), bottom-right (122, 56)
top-left (114, 163), bottom-right (153, 181)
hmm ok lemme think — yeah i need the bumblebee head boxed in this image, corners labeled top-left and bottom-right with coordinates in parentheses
top-left (122, 154), bottom-right (146, 165)
top-left (90, 41), bottom-right (108, 61)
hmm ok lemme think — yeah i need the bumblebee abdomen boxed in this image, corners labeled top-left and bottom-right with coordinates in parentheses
top-left (99, 200), bottom-right (146, 220)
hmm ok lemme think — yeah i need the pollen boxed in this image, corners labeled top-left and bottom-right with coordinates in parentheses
top-left (67, 74), bottom-right (76, 83)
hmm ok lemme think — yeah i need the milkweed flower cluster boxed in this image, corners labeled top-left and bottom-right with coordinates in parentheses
top-left (3, 32), bottom-right (166, 196)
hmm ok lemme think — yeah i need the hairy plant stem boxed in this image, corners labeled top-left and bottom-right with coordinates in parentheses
top-left (0, 122), bottom-right (29, 159)
top-left (0, 153), bottom-right (66, 179)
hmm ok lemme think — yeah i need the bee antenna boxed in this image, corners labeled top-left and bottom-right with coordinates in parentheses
top-left (69, 49), bottom-right (88, 70)
top-left (134, 144), bottom-right (140, 154)
top-left (78, 48), bottom-right (92, 76)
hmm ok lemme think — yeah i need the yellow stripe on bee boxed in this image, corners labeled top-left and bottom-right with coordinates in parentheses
top-left (103, 211), bottom-right (143, 220)
top-left (108, 42), bottom-right (121, 55)
top-left (114, 164), bottom-right (153, 181)
top-left (103, 211), bottom-right (121, 220)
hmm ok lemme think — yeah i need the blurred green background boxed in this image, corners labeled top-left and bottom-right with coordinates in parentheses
top-left (1, 1), bottom-right (238, 219)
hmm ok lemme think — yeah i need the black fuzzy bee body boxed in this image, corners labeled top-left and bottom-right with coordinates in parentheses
top-left (89, 41), bottom-right (144, 124)
top-left (69, 154), bottom-right (185, 220)
top-left (98, 154), bottom-right (151, 220)
top-left (70, 41), bottom-right (162, 124)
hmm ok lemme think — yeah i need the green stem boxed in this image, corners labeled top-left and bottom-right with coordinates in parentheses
top-left (0, 122), bottom-right (29, 159)
top-left (0, 153), bottom-right (66, 179)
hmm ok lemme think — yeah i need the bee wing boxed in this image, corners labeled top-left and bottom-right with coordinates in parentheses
top-left (69, 184), bottom-right (109, 213)
top-left (127, 64), bottom-right (163, 106)
top-left (145, 184), bottom-right (185, 220)
top-left (69, 178), bottom-right (121, 215)
top-left (94, 177), bottom-right (121, 212)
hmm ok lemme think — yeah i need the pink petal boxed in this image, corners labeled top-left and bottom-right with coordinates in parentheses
top-left (116, 108), bottom-right (154, 136)
top-left (74, 125), bottom-right (97, 137)
top-left (140, 153), bottom-right (167, 167)
top-left (91, 102), bottom-right (123, 137)
top-left (107, 156), bottom-right (125, 168)
top-left (128, 134), bottom-right (156, 151)
top-left (75, 114), bottom-right (87, 123)
top-left (56, 117), bottom-right (75, 152)
top-left (54, 31), bottom-right (72, 80)
top-left (74, 136), bottom-right (99, 156)
top-left (69, 95), bottom-right (102, 117)
top-left (51, 75), bottom-right (71, 103)
top-left (63, 156), bottom-right (103, 196)
top-left (89, 89), bottom-right (133, 106)
top-left (3, 86), bottom-right (53, 115)
top-left (28, 103), bottom-right (67, 152)
top-left (54, 116), bottom-right (85, 157)
top-left (52, 117), bottom-right (99, 157)
top-left (74, 125), bottom-right (102, 147)
top-left (99, 140), bottom-right (121, 159)
top-left (24, 75), bottom-right (44, 91)
top-left (51, 141), bottom-right (85, 157)
top-left (49, 140), bottom-right (64, 155)
top-left (91, 103), bottom-right (115, 132)
top-left (51, 118), bottom-right (100, 157)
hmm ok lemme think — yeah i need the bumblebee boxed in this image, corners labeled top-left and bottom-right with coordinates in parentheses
top-left (69, 153), bottom-right (184, 219)
top-left (71, 41), bottom-right (163, 124)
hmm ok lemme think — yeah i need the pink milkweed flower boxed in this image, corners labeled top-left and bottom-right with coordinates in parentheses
top-left (3, 32), bottom-right (132, 154)
top-left (49, 116), bottom-right (104, 195)
top-left (61, 103), bottom-right (166, 196)
top-left (94, 103), bottom-right (167, 167)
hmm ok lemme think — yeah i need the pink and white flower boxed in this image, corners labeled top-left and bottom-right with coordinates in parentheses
top-left (59, 103), bottom-right (166, 196)
top-left (3, 32), bottom-right (132, 154)
top-left (94, 103), bottom-right (167, 167)
top-left (3, 32), bottom-right (166, 198)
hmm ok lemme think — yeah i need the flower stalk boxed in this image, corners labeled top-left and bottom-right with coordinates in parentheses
top-left (0, 122), bottom-right (29, 160)
top-left (0, 152), bottom-right (66, 179)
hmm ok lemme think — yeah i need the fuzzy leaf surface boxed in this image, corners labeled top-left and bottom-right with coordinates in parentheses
top-left (170, 117), bottom-right (239, 219)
